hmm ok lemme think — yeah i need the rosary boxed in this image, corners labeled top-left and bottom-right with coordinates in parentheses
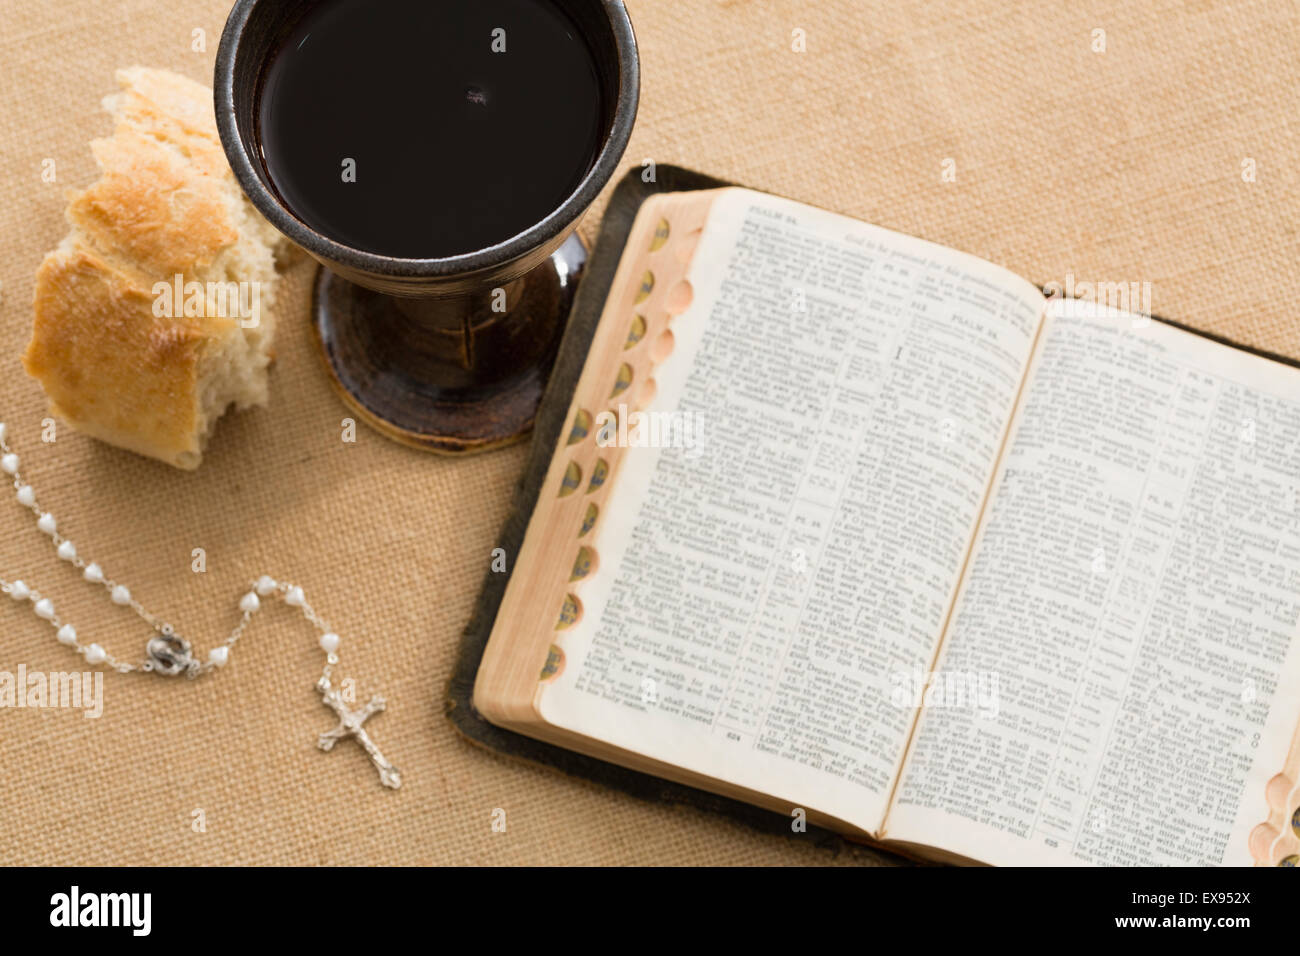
top-left (0, 422), bottom-right (401, 789)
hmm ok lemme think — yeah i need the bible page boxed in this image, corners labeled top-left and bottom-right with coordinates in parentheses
top-left (537, 188), bottom-right (1045, 833)
top-left (886, 298), bottom-right (1300, 864)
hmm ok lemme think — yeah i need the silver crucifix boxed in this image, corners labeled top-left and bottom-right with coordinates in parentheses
top-left (316, 679), bottom-right (402, 789)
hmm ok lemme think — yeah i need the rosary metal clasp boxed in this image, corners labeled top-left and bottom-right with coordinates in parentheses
top-left (146, 633), bottom-right (196, 677)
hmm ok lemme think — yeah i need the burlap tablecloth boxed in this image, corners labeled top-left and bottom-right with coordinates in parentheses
top-left (0, 0), bottom-right (1294, 866)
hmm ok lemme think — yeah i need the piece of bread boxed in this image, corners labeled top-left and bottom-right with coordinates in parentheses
top-left (24, 67), bottom-right (287, 470)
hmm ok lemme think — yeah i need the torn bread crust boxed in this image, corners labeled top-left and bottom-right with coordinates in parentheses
top-left (24, 67), bottom-right (286, 470)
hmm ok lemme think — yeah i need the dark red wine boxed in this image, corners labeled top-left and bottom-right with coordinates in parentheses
top-left (256, 0), bottom-right (604, 259)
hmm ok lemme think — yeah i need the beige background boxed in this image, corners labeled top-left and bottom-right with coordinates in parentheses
top-left (0, 0), bottom-right (1295, 865)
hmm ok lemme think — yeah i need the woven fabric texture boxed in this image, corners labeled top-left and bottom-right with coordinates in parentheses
top-left (0, 0), bottom-right (1294, 865)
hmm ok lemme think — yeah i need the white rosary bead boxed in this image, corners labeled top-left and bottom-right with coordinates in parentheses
top-left (255, 575), bottom-right (277, 596)
top-left (239, 592), bottom-right (260, 613)
top-left (83, 563), bottom-right (104, 583)
top-left (1, 453), bottom-right (17, 475)
top-left (285, 585), bottom-right (305, 607)
top-left (57, 540), bottom-right (76, 561)
top-left (208, 646), bottom-right (229, 667)
top-left (319, 632), bottom-right (340, 654)
top-left (84, 643), bottom-right (106, 665)
top-left (111, 584), bottom-right (131, 605)
top-left (15, 485), bottom-right (34, 507)
top-left (36, 513), bottom-right (56, 535)
top-left (33, 598), bottom-right (55, 620)
top-left (9, 580), bottom-right (29, 601)
top-left (56, 624), bottom-right (77, 646)
top-left (0, 422), bottom-right (7, 442)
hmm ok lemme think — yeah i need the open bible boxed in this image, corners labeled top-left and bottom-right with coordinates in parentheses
top-left (471, 186), bottom-right (1300, 866)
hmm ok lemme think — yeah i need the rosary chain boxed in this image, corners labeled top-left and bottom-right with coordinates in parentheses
top-left (0, 423), bottom-right (340, 681)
